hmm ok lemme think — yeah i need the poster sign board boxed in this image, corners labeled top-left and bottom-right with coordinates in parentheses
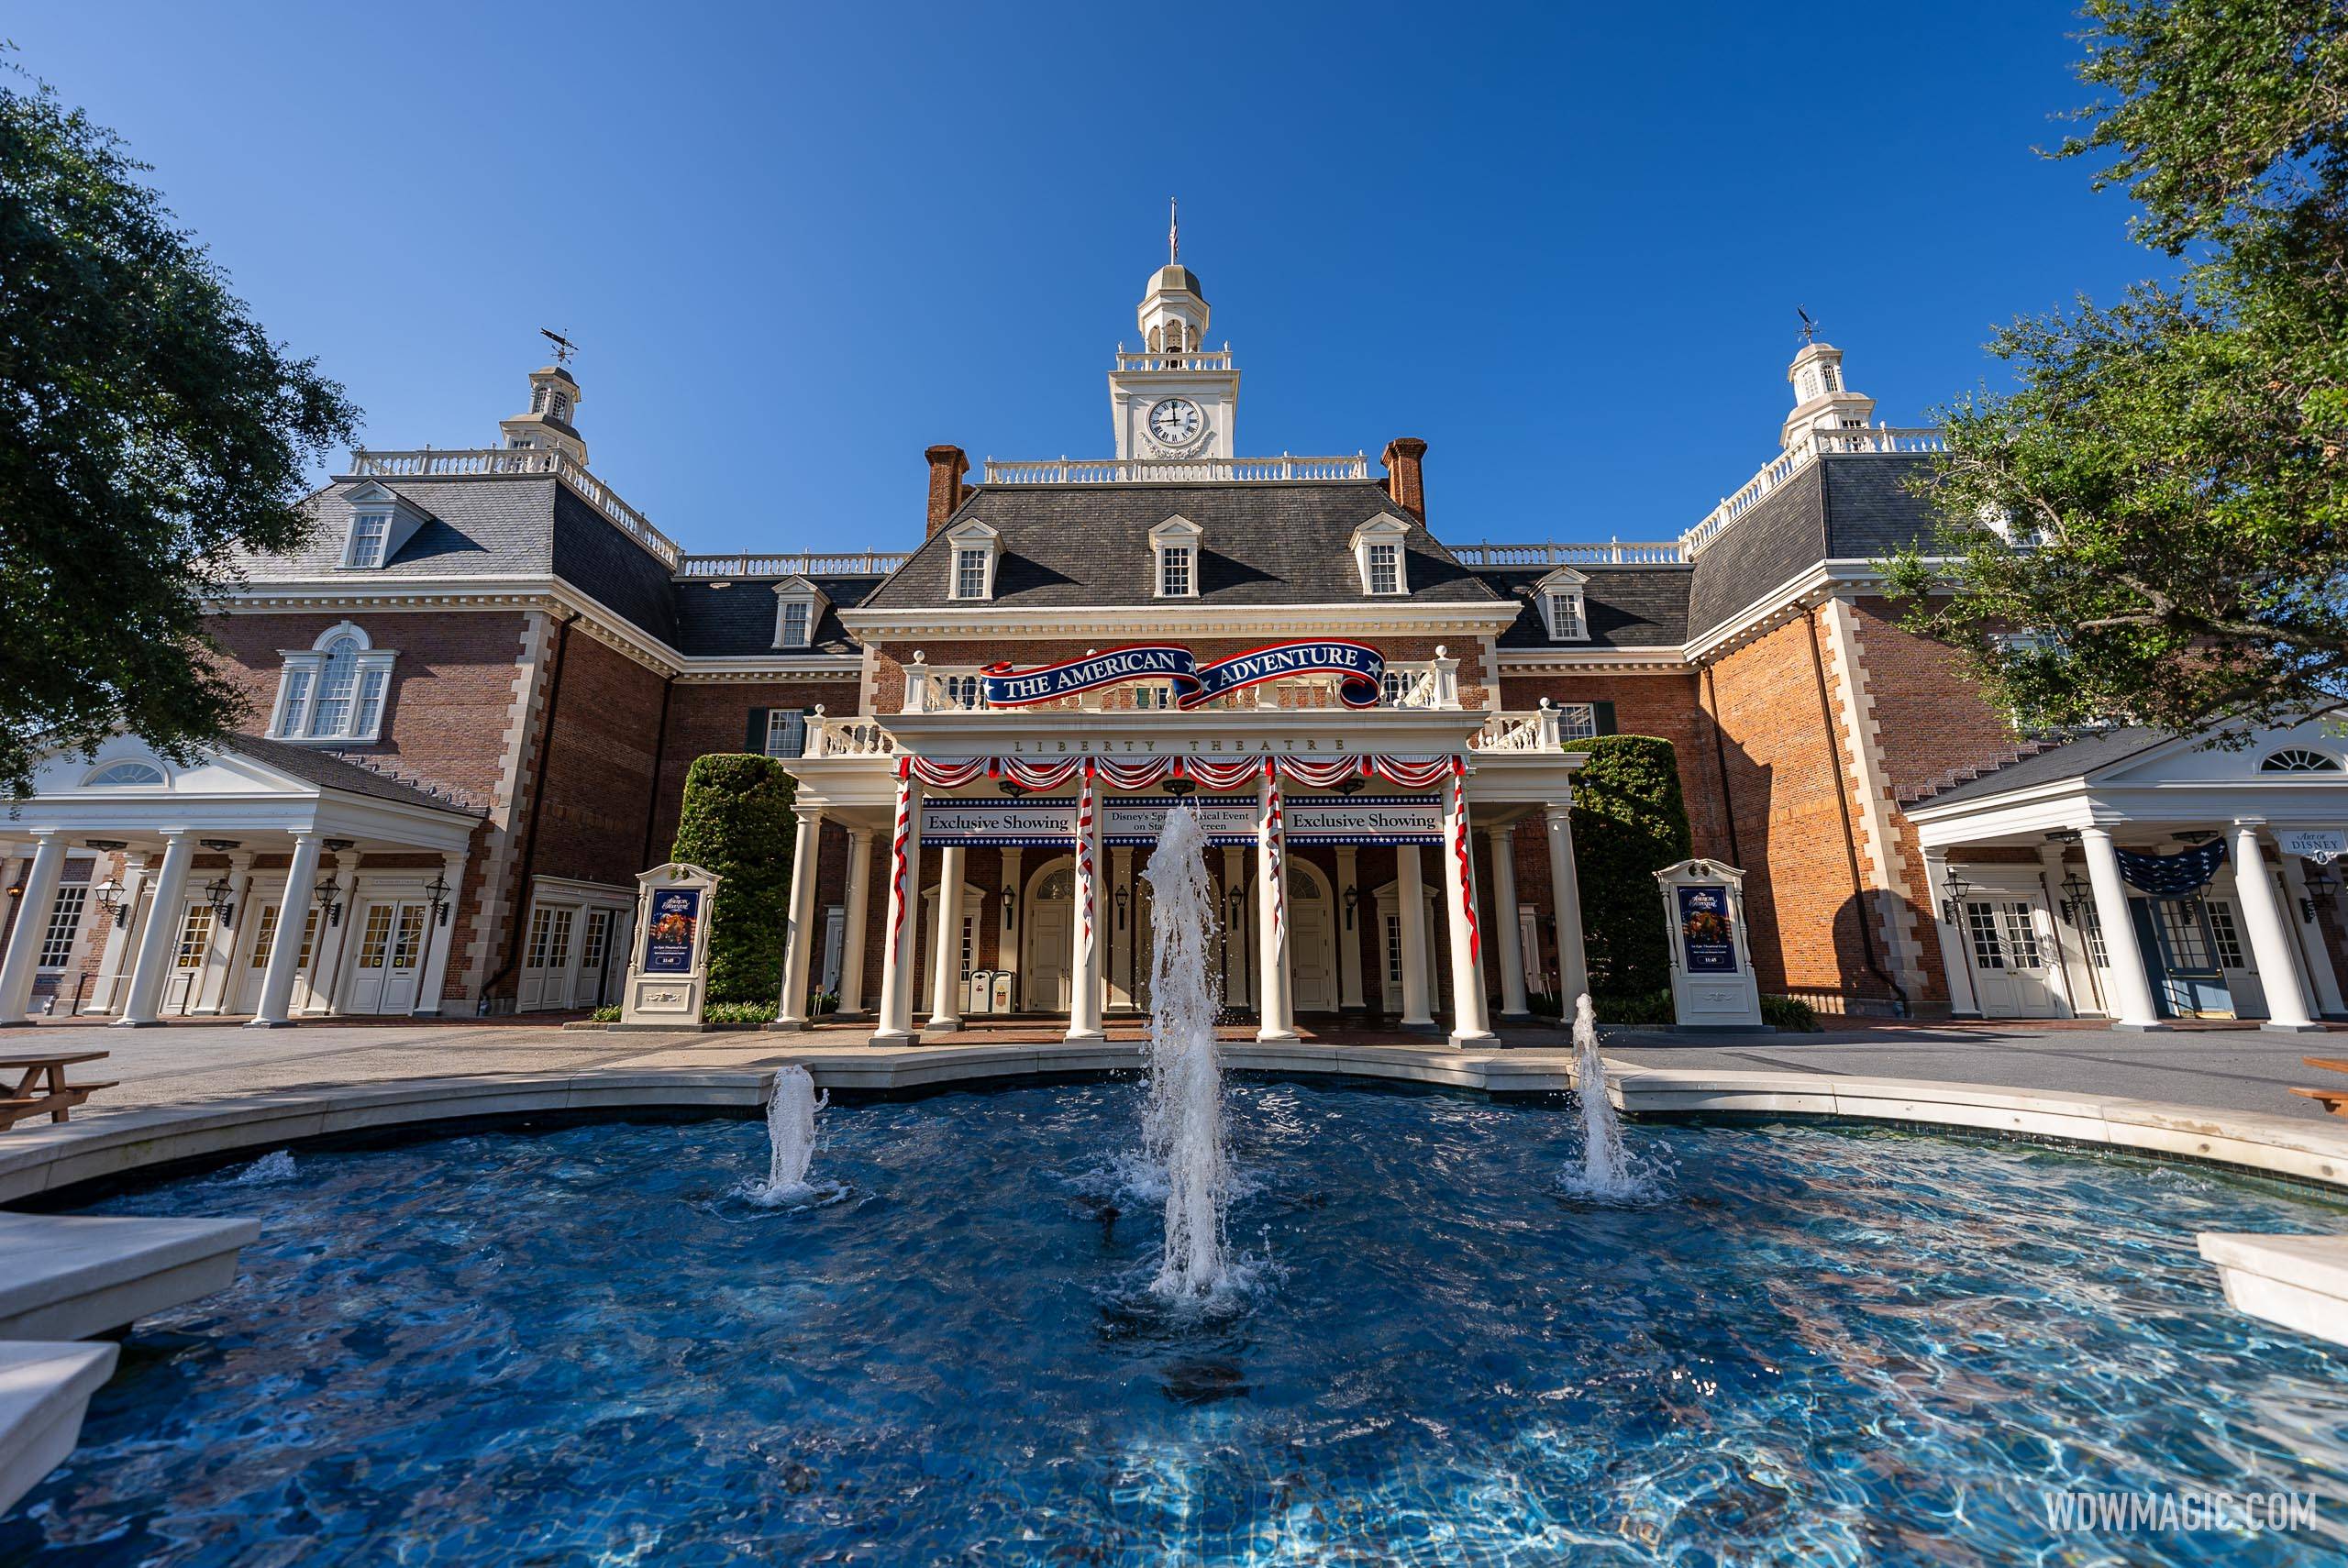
top-left (621, 862), bottom-right (723, 1029)
top-left (1655, 858), bottom-right (1765, 1031)
top-left (2278, 827), bottom-right (2348, 866)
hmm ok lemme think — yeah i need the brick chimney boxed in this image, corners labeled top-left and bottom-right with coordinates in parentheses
top-left (925, 444), bottom-right (970, 535)
top-left (1381, 437), bottom-right (1428, 518)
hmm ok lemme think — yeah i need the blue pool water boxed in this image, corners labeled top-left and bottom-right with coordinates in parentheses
top-left (4, 1081), bottom-right (2346, 1566)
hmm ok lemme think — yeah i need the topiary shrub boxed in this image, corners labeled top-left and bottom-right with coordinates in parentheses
top-left (1761, 995), bottom-right (1822, 1032)
top-left (1573, 734), bottom-right (1693, 999)
top-left (670, 753), bottom-right (799, 1005)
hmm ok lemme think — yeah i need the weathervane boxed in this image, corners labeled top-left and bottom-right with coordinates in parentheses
top-left (539, 326), bottom-right (578, 366)
top-left (1168, 197), bottom-right (1179, 263)
top-left (1796, 306), bottom-right (1819, 345)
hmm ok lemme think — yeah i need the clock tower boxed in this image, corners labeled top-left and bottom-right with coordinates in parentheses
top-left (1109, 203), bottom-right (1239, 460)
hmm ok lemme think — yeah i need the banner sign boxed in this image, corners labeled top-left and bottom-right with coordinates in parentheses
top-left (1676, 885), bottom-right (1738, 974)
top-left (981, 640), bottom-right (1385, 710)
top-left (919, 796), bottom-right (1439, 846)
top-left (642, 889), bottom-right (702, 974)
top-left (2279, 827), bottom-right (2348, 866)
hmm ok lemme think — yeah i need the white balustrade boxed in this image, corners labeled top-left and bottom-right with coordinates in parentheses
top-left (808, 717), bottom-right (896, 757)
top-left (981, 453), bottom-right (1370, 485)
top-left (349, 447), bottom-right (681, 569)
top-left (674, 550), bottom-right (912, 579)
top-left (1114, 349), bottom-right (1235, 371)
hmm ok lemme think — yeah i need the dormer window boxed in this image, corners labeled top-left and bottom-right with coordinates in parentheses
top-left (1533, 567), bottom-right (1589, 642)
top-left (1348, 514), bottom-right (1412, 597)
top-left (943, 519), bottom-right (1002, 602)
top-left (1148, 515), bottom-right (1203, 600)
top-left (347, 512), bottom-right (390, 568)
top-left (337, 482), bottom-right (426, 570)
top-left (780, 602), bottom-right (811, 646)
top-left (270, 622), bottom-right (397, 744)
top-left (770, 576), bottom-right (829, 650)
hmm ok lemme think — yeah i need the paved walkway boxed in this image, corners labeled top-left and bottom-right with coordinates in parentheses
top-left (3, 1017), bottom-right (2339, 1122)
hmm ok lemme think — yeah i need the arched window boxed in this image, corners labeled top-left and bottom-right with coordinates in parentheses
top-left (1036, 867), bottom-right (1075, 902)
top-left (271, 624), bottom-right (395, 743)
top-left (2261, 747), bottom-right (2342, 773)
top-left (84, 760), bottom-right (165, 787)
top-left (311, 636), bottom-right (360, 735)
top-left (1286, 867), bottom-right (1321, 902)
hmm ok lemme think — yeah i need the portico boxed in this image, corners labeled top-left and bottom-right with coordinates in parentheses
top-left (1907, 719), bottom-right (2348, 1032)
top-left (0, 735), bottom-right (481, 1026)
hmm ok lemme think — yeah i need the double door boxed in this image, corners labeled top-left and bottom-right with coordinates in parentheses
top-left (348, 900), bottom-right (429, 1014)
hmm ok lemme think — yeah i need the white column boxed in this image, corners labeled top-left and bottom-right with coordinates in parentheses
top-left (2081, 826), bottom-right (2165, 1031)
top-left (195, 853), bottom-right (255, 1014)
top-left (1109, 845), bottom-right (1135, 1010)
top-left (1922, 848), bottom-right (1982, 1018)
top-left (773, 808), bottom-right (827, 1028)
top-left (412, 851), bottom-right (467, 1017)
top-left (2279, 856), bottom-right (2347, 1016)
top-left (924, 842), bottom-right (966, 1034)
top-left (871, 779), bottom-right (924, 1042)
top-left (305, 849), bottom-right (360, 1015)
top-left (1396, 845), bottom-right (1434, 1028)
top-left (1335, 845), bottom-right (1366, 1009)
top-left (0, 833), bottom-right (68, 1025)
top-left (1256, 774), bottom-right (1297, 1043)
top-left (2031, 844), bottom-right (2079, 1018)
top-left (996, 847), bottom-right (1023, 1005)
top-left (837, 828), bottom-right (873, 1014)
top-left (1065, 778), bottom-right (1105, 1042)
top-left (116, 832), bottom-right (194, 1027)
top-left (2230, 820), bottom-right (2321, 1032)
top-left (249, 833), bottom-right (326, 1028)
top-left (1542, 803), bottom-right (1589, 1004)
top-left (90, 853), bottom-right (148, 1012)
top-left (1441, 776), bottom-right (1496, 1047)
top-left (1487, 823), bottom-right (1529, 1019)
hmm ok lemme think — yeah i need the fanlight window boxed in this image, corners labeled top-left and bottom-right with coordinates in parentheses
top-left (271, 624), bottom-right (396, 743)
top-left (2261, 747), bottom-right (2342, 773)
top-left (1036, 867), bottom-right (1076, 902)
top-left (85, 760), bottom-right (165, 787)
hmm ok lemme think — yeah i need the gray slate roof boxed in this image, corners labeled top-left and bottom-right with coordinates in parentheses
top-left (861, 480), bottom-right (1504, 612)
top-left (673, 574), bottom-right (886, 657)
top-left (219, 733), bottom-right (486, 816)
top-left (1479, 564), bottom-right (1692, 650)
top-left (1911, 726), bottom-right (2172, 810)
top-left (1685, 455), bottom-right (1941, 640)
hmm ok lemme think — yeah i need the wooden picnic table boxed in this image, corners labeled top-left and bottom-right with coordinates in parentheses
top-left (0, 1049), bottom-right (116, 1131)
top-left (2291, 1056), bottom-right (2348, 1119)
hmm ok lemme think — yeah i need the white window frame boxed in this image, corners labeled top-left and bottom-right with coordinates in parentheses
top-left (1148, 515), bottom-right (1203, 600)
top-left (336, 482), bottom-right (425, 571)
top-left (83, 759), bottom-right (168, 789)
top-left (1534, 568), bottom-right (1589, 643)
top-left (770, 576), bottom-right (829, 650)
top-left (765, 709), bottom-right (809, 757)
top-left (943, 520), bottom-right (1001, 603)
top-left (37, 883), bottom-right (89, 970)
top-left (270, 621), bottom-right (397, 744)
top-left (1348, 514), bottom-right (1412, 597)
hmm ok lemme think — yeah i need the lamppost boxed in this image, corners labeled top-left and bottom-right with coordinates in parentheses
top-left (1939, 865), bottom-right (1976, 927)
top-left (2059, 867), bottom-right (2095, 926)
top-left (424, 868), bottom-right (453, 928)
top-left (2302, 862), bottom-right (2340, 924)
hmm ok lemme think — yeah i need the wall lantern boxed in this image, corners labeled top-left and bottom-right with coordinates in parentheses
top-left (313, 875), bottom-right (344, 929)
top-left (425, 869), bottom-right (453, 928)
top-left (1938, 865), bottom-right (1977, 927)
top-left (1001, 884), bottom-right (1016, 929)
top-left (91, 876), bottom-right (129, 928)
top-left (201, 873), bottom-right (237, 927)
top-left (1342, 883), bottom-right (1361, 930)
top-left (2059, 867), bottom-right (2094, 925)
top-left (2302, 862), bottom-right (2340, 924)
top-left (1226, 885), bottom-right (1246, 929)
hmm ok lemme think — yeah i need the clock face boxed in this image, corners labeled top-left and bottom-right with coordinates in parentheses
top-left (1146, 397), bottom-right (1205, 450)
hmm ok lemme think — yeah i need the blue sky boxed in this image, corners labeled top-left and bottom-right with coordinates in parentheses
top-left (13, 3), bottom-right (2157, 553)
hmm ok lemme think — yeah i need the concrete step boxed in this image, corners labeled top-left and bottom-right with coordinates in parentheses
top-left (0, 1341), bottom-right (118, 1518)
top-left (0, 1212), bottom-right (260, 1342)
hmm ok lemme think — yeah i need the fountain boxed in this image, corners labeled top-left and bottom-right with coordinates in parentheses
top-left (1562, 992), bottom-right (1639, 1199)
top-left (745, 1064), bottom-right (826, 1204)
top-left (1140, 805), bottom-right (1229, 1297)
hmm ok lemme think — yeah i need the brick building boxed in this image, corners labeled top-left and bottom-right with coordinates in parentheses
top-left (6, 248), bottom-right (2346, 1033)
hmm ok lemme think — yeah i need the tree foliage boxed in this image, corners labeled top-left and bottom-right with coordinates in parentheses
top-left (670, 753), bottom-right (799, 1005)
top-left (1, 62), bottom-right (358, 799)
top-left (1885, 0), bottom-right (2348, 735)
top-left (1570, 734), bottom-right (1692, 1001)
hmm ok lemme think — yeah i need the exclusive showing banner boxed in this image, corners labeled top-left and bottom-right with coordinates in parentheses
top-left (980, 640), bottom-right (1386, 710)
top-left (918, 796), bottom-right (1441, 847)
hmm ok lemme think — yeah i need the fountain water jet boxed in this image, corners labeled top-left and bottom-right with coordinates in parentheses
top-left (747, 1065), bottom-right (827, 1204)
top-left (1563, 994), bottom-right (1639, 1199)
top-left (1141, 805), bottom-right (1229, 1297)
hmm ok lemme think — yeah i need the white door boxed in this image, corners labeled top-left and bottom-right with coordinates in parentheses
top-left (161, 902), bottom-right (215, 1016)
top-left (820, 906), bottom-right (846, 999)
top-left (517, 903), bottom-right (576, 1012)
top-left (1026, 869), bottom-right (1073, 1012)
top-left (242, 900), bottom-right (323, 1013)
top-left (1962, 898), bottom-right (2062, 1018)
top-left (1290, 875), bottom-right (1337, 1012)
top-left (575, 908), bottom-right (616, 1009)
top-left (1379, 892), bottom-right (1442, 1013)
top-left (2203, 897), bottom-right (2269, 1018)
top-left (348, 900), bottom-right (428, 1014)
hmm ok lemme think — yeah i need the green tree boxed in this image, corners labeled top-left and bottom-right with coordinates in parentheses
top-left (1571, 735), bottom-right (1692, 1001)
top-left (670, 753), bottom-right (799, 1005)
top-left (1886, 0), bottom-right (2348, 735)
top-left (1, 62), bottom-right (358, 800)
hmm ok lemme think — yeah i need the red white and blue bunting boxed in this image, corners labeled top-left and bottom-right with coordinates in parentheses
top-left (1076, 760), bottom-right (1098, 965)
top-left (887, 765), bottom-right (916, 950)
top-left (2117, 839), bottom-right (2229, 897)
top-left (1261, 760), bottom-right (1285, 958)
top-left (900, 754), bottom-right (1459, 792)
top-left (1448, 755), bottom-right (1479, 964)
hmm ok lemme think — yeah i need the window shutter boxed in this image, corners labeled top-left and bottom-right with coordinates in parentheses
top-left (745, 708), bottom-right (769, 754)
top-left (1592, 701), bottom-right (1618, 735)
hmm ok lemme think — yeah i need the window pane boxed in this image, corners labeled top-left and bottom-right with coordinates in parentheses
top-left (355, 668), bottom-right (387, 735)
top-left (174, 906), bottom-right (215, 970)
top-left (2156, 900), bottom-right (2211, 968)
top-left (1999, 904), bottom-right (2042, 968)
top-left (392, 905), bottom-right (426, 967)
top-left (349, 513), bottom-right (388, 567)
top-left (1368, 543), bottom-right (1399, 594)
top-left (781, 602), bottom-right (811, 646)
top-left (311, 638), bottom-right (360, 736)
top-left (526, 907), bottom-right (554, 967)
top-left (358, 904), bottom-right (394, 967)
top-left (766, 710), bottom-right (806, 756)
top-left (546, 908), bottom-right (573, 969)
top-left (280, 668), bottom-right (312, 737)
top-left (955, 550), bottom-right (987, 599)
top-left (1965, 902), bottom-right (2005, 969)
top-left (2207, 900), bottom-right (2246, 968)
top-left (39, 887), bottom-right (88, 968)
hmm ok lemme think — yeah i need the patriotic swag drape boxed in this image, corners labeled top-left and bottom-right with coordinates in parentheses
top-left (2116, 840), bottom-right (2228, 896)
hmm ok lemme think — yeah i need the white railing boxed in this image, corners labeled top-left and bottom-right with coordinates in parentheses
top-left (982, 453), bottom-right (1371, 484)
top-left (675, 550), bottom-right (911, 579)
top-left (1449, 539), bottom-right (1686, 567)
top-left (1469, 701), bottom-right (1594, 756)
top-left (1115, 349), bottom-right (1234, 371)
top-left (1680, 425), bottom-right (1944, 557)
top-left (806, 715), bottom-right (896, 758)
top-left (349, 446), bottom-right (681, 569)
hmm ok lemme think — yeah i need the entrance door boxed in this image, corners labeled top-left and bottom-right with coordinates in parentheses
top-left (1289, 868), bottom-right (1337, 1012)
top-left (161, 902), bottom-right (215, 1016)
top-left (1378, 889), bottom-right (1442, 1014)
top-left (348, 900), bottom-right (428, 1014)
top-left (1024, 865), bottom-right (1074, 1012)
top-left (2136, 895), bottom-right (2233, 1018)
top-left (576, 908), bottom-right (616, 1009)
top-left (243, 900), bottom-right (323, 1012)
top-left (2203, 897), bottom-right (2269, 1017)
top-left (1960, 899), bottom-right (2062, 1018)
top-left (517, 903), bottom-right (575, 1012)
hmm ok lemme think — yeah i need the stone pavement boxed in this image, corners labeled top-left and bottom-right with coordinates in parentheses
top-left (1, 1015), bottom-right (2340, 1123)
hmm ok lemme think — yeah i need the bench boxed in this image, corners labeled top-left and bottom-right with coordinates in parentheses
top-left (0, 1051), bottom-right (116, 1132)
top-left (2290, 1056), bottom-right (2348, 1119)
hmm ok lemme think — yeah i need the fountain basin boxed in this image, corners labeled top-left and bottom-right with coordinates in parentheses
top-left (3, 1079), bottom-right (2344, 1564)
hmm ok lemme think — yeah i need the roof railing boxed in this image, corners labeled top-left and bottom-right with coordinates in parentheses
top-left (1679, 425), bottom-right (1943, 557)
top-left (349, 446), bottom-right (681, 569)
top-left (1448, 539), bottom-right (1686, 566)
top-left (674, 551), bottom-right (913, 579)
top-left (981, 453), bottom-right (1371, 484)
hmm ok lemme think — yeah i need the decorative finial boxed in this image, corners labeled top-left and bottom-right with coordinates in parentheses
top-left (539, 326), bottom-right (579, 365)
top-left (1168, 197), bottom-right (1179, 263)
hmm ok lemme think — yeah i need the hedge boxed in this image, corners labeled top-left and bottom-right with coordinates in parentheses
top-left (1573, 734), bottom-right (1693, 1003)
top-left (670, 753), bottom-right (799, 1005)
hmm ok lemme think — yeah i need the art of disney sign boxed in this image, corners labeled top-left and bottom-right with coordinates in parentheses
top-left (980, 640), bottom-right (1385, 711)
